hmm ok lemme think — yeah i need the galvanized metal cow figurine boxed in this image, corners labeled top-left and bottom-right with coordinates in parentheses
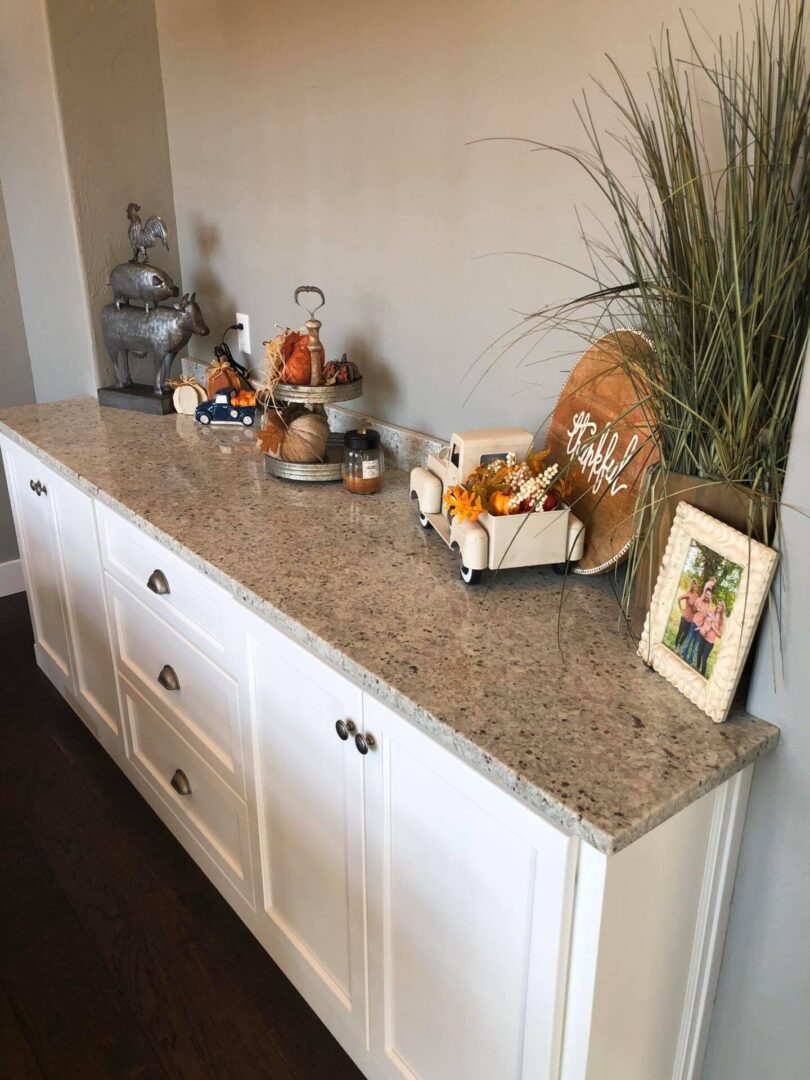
top-left (100, 292), bottom-right (209, 395)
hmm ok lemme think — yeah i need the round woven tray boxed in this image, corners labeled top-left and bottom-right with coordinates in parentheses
top-left (269, 379), bottom-right (363, 405)
top-left (263, 434), bottom-right (344, 483)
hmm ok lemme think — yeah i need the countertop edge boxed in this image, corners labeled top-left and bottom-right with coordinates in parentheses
top-left (0, 420), bottom-right (780, 856)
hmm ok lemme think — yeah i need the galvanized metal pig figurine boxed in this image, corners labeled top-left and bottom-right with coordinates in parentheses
top-left (101, 292), bottom-right (210, 395)
top-left (109, 262), bottom-right (179, 312)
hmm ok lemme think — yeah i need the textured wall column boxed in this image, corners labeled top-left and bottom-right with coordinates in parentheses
top-left (0, 0), bottom-right (179, 398)
top-left (0, 184), bottom-right (36, 561)
top-left (0, 0), bottom-right (97, 401)
top-left (703, 353), bottom-right (810, 1078)
top-left (44, 0), bottom-right (180, 388)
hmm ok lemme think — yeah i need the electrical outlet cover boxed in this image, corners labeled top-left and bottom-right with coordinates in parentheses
top-left (236, 313), bottom-right (251, 354)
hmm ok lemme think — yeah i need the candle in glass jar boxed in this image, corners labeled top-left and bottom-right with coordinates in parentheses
top-left (342, 427), bottom-right (384, 494)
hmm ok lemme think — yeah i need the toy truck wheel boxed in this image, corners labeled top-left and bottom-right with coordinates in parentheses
top-left (419, 512), bottom-right (431, 529)
top-left (460, 563), bottom-right (482, 585)
top-left (198, 413), bottom-right (211, 425)
top-left (241, 413), bottom-right (254, 426)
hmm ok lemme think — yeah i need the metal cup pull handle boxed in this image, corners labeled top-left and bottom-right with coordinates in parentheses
top-left (170, 768), bottom-right (192, 797)
top-left (147, 569), bottom-right (170, 595)
top-left (157, 664), bottom-right (180, 692)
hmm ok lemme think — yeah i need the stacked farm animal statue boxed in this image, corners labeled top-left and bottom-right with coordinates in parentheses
top-left (98, 202), bottom-right (209, 408)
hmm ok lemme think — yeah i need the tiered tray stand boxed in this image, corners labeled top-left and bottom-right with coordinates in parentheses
top-left (262, 379), bottom-right (363, 482)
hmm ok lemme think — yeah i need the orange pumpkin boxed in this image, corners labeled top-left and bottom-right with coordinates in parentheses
top-left (488, 491), bottom-right (515, 516)
top-left (280, 333), bottom-right (311, 385)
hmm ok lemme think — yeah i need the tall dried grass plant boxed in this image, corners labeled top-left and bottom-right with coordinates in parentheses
top-left (479, 1), bottom-right (810, 611)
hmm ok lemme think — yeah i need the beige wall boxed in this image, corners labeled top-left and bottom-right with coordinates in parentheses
top-left (0, 0), bottom-right (178, 396)
top-left (0, 183), bottom-right (36, 562)
top-left (0, 0), bottom-right (97, 401)
top-left (154, 4), bottom-right (810, 1077)
top-left (154, 0), bottom-right (740, 439)
top-left (45, 0), bottom-right (180, 387)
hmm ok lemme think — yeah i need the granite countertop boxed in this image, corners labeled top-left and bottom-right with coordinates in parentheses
top-left (0, 399), bottom-right (779, 854)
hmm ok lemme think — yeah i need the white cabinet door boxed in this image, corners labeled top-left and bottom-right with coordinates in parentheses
top-left (51, 481), bottom-right (120, 741)
top-left (1, 439), bottom-right (71, 685)
top-left (247, 616), bottom-right (368, 1054)
top-left (363, 694), bottom-right (578, 1080)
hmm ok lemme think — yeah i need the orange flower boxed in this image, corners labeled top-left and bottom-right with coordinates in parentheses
top-left (443, 485), bottom-right (484, 524)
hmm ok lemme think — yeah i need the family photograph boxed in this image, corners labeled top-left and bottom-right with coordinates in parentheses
top-left (663, 540), bottom-right (744, 681)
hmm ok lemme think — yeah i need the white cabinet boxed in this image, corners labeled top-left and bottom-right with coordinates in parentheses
top-left (243, 616), bottom-right (750, 1080)
top-left (107, 575), bottom-right (244, 795)
top-left (363, 695), bottom-right (576, 1080)
top-left (122, 675), bottom-right (255, 903)
top-left (247, 616), bottom-right (369, 1060)
top-left (245, 616), bottom-right (578, 1080)
top-left (2, 437), bottom-right (119, 753)
top-left (2, 440), bottom-right (72, 688)
top-left (1, 432), bottom-right (754, 1080)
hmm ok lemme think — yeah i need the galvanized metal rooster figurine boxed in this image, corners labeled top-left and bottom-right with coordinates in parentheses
top-left (126, 202), bottom-right (170, 263)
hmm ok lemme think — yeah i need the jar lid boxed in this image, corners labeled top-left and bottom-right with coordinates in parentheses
top-left (344, 427), bottom-right (381, 450)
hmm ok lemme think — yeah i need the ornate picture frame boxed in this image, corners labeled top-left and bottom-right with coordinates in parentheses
top-left (638, 501), bottom-right (778, 722)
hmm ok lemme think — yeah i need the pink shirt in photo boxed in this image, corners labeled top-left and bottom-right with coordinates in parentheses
top-left (678, 590), bottom-right (699, 622)
top-left (702, 613), bottom-right (724, 645)
top-left (693, 594), bottom-right (712, 628)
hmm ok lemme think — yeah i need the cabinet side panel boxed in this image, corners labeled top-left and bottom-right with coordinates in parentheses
top-left (559, 844), bottom-right (607, 1080)
top-left (53, 481), bottom-right (120, 735)
top-left (0, 438), bottom-right (71, 679)
top-left (582, 784), bottom-right (719, 1080)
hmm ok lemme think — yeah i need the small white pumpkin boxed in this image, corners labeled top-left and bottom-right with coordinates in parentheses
top-left (280, 411), bottom-right (329, 463)
top-left (172, 381), bottom-right (206, 415)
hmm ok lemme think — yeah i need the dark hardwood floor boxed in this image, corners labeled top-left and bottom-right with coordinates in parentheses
top-left (0, 592), bottom-right (364, 1080)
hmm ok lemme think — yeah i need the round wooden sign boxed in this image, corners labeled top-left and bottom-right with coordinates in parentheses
top-left (545, 329), bottom-right (659, 574)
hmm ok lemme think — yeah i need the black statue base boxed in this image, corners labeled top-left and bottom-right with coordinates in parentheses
top-left (97, 384), bottom-right (175, 415)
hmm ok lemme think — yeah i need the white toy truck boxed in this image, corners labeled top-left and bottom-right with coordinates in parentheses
top-left (410, 427), bottom-right (585, 584)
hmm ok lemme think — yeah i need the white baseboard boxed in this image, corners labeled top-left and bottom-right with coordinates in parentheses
top-left (0, 558), bottom-right (25, 596)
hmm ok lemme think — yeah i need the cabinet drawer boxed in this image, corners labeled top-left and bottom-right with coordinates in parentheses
top-left (107, 575), bottom-right (244, 796)
top-left (122, 676), bottom-right (253, 901)
top-left (97, 502), bottom-right (233, 665)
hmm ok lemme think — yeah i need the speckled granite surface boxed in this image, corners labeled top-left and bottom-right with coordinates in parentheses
top-left (0, 399), bottom-right (779, 854)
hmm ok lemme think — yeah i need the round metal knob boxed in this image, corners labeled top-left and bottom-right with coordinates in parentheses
top-left (335, 719), bottom-right (357, 741)
top-left (170, 768), bottom-right (192, 796)
top-left (354, 732), bottom-right (375, 755)
top-left (157, 664), bottom-right (180, 691)
top-left (147, 569), bottom-right (170, 595)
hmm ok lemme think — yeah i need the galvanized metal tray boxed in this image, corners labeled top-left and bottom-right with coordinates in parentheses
top-left (268, 378), bottom-right (363, 405)
top-left (263, 434), bottom-right (344, 483)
